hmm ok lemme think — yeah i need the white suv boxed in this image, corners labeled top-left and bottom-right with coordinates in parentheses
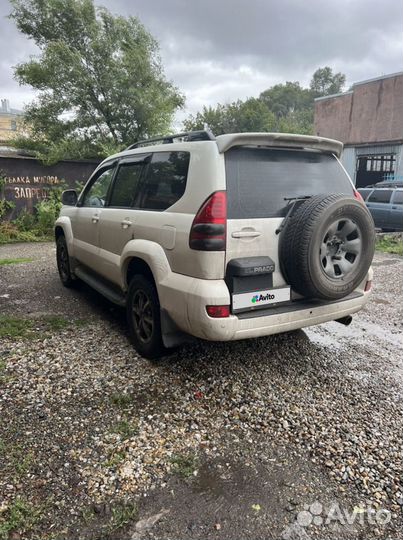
top-left (56, 131), bottom-right (375, 358)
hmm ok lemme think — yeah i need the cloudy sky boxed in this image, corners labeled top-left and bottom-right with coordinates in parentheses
top-left (0, 0), bottom-right (402, 123)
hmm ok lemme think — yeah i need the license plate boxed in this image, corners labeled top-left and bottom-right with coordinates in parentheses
top-left (232, 287), bottom-right (291, 311)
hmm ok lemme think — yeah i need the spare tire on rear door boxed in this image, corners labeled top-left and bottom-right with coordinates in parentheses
top-left (279, 193), bottom-right (375, 300)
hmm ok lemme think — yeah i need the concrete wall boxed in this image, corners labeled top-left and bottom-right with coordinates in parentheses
top-left (0, 154), bottom-right (100, 219)
top-left (314, 73), bottom-right (403, 145)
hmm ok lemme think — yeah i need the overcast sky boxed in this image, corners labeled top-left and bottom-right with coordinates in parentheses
top-left (0, 0), bottom-right (402, 124)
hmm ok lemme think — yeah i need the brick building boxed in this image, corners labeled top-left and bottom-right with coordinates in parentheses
top-left (314, 72), bottom-right (403, 188)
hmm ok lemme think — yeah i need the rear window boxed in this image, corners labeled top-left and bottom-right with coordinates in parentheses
top-left (225, 147), bottom-right (354, 219)
top-left (367, 190), bottom-right (393, 203)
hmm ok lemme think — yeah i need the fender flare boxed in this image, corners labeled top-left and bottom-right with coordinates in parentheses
top-left (120, 239), bottom-right (171, 292)
top-left (54, 217), bottom-right (74, 256)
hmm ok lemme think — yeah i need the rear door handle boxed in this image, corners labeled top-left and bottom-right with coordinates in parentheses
top-left (92, 214), bottom-right (99, 223)
top-left (232, 230), bottom-right (262, 238)
top-left (121, 219), bottom-right (132, 229)
top-left (391, 206), bottom-right (398, 209)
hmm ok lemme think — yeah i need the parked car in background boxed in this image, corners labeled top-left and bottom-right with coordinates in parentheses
top-left (358, 187), bottom-right (403, 231)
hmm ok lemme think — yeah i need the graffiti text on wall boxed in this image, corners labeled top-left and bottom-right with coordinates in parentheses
top-left (4, 176), bottom-right (61, 200)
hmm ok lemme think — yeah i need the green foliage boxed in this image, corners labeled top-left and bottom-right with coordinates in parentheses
top-left (375, 234), bottom-right (403, 256)
top-left (108, 502), bottom-right (137, 531)
top-left (110, 393), bottom-right (133, 408)
top-left (170, 452), bottom-right (199, 478)
top-left (1, 182), bottom-right (67, 244)
top-left (260, 81), bottom-right (313, 118)
top-left (112, 419), bottom-right (139, 439)
top-left (0, 176), bottom-right (16, 220)
top-left (184, 66), bottom-right (345, 136)
top-left (14, 209), bottom-right (36, 231)
top-left (9, 0), bottom-right (184, 161)
top-left (184, 98), bottom-right (276, 135)
top-left (0, 222), bottom-right (51, 244)
top-left (0, 498), bottom-right (43, 540)
top-left (310, 66), bottom-right (346, 97)
top-left (0, 315), bottom-right (80, 339)
top-left (0, 257), bottom-right (34, 265)
top-left (35, 187), bottom-right (64, 236)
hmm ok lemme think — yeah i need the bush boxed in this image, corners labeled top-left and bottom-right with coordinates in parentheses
top-left (0, 184), bottom-right (68, 244)
top-left (14, 210), bottom-right (36, 232)
top-left (0, 222), bottom-right (46, 244)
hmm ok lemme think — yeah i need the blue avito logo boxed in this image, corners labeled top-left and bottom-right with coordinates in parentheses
top-left (251, 292), bottom-right (275, 304)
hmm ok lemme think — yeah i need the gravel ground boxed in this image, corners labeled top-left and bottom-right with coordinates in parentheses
top-left (0, 242), bottom-right (402, 540)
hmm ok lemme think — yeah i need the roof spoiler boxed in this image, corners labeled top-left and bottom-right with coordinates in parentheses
top-left (215, 133), bottom-right (343, 157)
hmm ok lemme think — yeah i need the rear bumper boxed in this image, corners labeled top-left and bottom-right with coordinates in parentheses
top-left (159, 269), bottom-right (373, 342)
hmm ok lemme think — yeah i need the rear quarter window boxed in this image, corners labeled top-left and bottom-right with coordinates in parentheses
top-left (137, 151), bottom-right (190, 211)
top-left (225, 147), bottom-right (354, 219)
top-left (367, 190), bottom-right (393, 203)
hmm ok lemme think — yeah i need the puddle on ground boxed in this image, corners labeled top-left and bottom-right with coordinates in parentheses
top-left (372, 259), bottom-right (401, 266)
top-left (305, 319), bottom-right (403, 350)
top-left (372, 298), bottom-right (390, 305)
top-left (193, 462), bottom-right (230, 497)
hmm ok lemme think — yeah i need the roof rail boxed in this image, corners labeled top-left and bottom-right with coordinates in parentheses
top-left (126, 130), bottom-right (215, 150)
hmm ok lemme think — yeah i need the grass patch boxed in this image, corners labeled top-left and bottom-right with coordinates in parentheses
top-left (79, 501), bottom-right (137, 536)
top-left (0, 222), bottom-right (51, 245)
top-left (375, 235), bottom-right (403, 256)
top-left (41, 315), bottom-right (70, 331)
top-left (0, 498), bottom-right (42, 540)
top-left (103, 450), bottom-right (126, 469)
top-left (1, 441), bottom-right (33, 478)
top-left (110, 393), bottom-right (133, 409)
top-left (112, 419), bottom-right (139, 439)
top-left (0, 315), bottom-right (88, 340)
top-left (0, 257), bottom-right (34, 266)
top-left (170, 452), bottom-right (199, 478)
top-left (109, 502), bottom-right (137, 532)
top-left (0, 316), bottom-right (34, 339)
top-left (0, 360), bottom-right (10, 385)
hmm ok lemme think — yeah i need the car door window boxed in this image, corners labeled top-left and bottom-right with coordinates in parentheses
top-left (109, 161), bottom-right (145, 208)
top-left (392, 191), bottom-right (403, 205)
top-left (367, 190), bottom-right (393, 203)
top-left (82, 167), bottom-right (115, 207)
top-left (137, 152), bottom-right (190, 211)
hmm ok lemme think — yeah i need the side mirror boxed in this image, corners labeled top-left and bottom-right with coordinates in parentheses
top-left (62, 189), bottom-right (78, 206)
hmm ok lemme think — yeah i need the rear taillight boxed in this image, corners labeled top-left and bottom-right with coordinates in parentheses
top-left (189, 191), bottom-right (227, 250)
top-left (354, 189), bottom-right (364, 203)
top-left (206, 305), bottom-right (230, 318)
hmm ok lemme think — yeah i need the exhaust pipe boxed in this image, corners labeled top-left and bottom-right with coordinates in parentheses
top-left (335, 315), bottom-right (353, 326)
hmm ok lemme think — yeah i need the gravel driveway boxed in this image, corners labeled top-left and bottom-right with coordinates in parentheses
top-left (0, 242), bottom-right (402, 540)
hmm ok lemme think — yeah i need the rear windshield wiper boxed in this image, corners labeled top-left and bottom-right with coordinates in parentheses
top-left (276, 195), bottom-right (312, 235)
top-left (283, 195), bottom-right (312, 202)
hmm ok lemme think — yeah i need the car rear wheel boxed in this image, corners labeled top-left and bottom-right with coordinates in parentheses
top-left (126, 275), bottom-right (166, 359)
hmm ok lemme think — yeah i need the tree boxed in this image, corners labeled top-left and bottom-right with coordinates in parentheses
top-left (259, 81), bottom-right (312, 119)
top-left (183, 66), bottom-right (345, 136)
top-left (183, 98), bottom-right (276, 135)
top-left (310, 67), bottom-right (346, 97)
top-left (9, 0), bottom-right (184, 162)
